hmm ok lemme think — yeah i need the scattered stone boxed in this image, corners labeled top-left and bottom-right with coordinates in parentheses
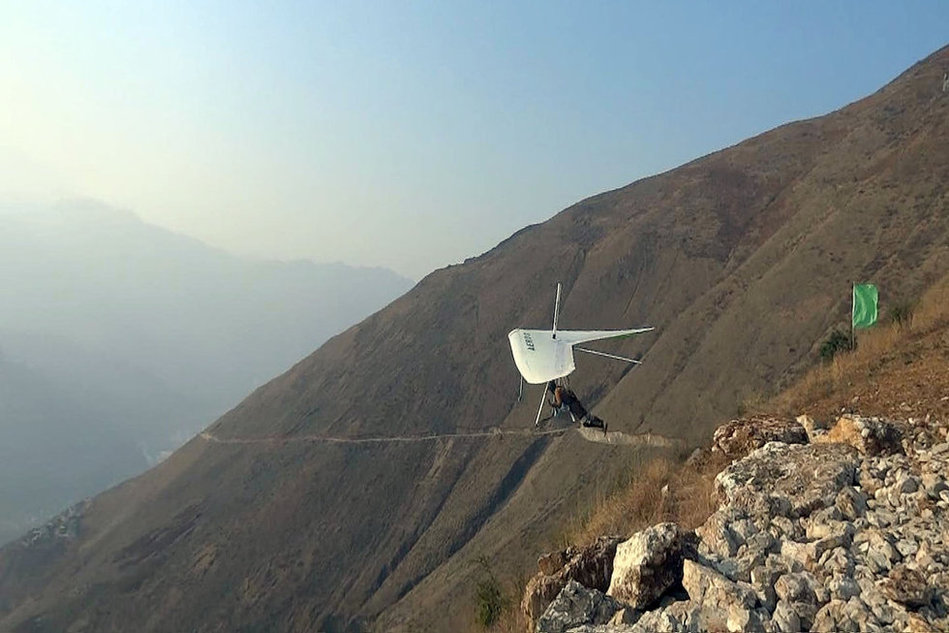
top-left (836, 486), bottom-right (869, 520)
top-left (779, 539), bottom-right (815, 570)
top-left (627, 600), bottom-right (705, 633)
top-left (811, 522), bottom-right (855, 559)
top-left (769, 515), bottom-right (802, 541)
top-left (523, 536), bottom-right (623, 622)
top-left (711, 416), bottom-right (808, 461)
top-left (680, 559), bottom-right (756, 622)
top-left (607, 607), bottom-right (641, 626)
top-left (817, 415), bottom-right (904, 456)
top-left (813, 597), bottom-right (877, 633)
top-left (725, 603), bottom-right (768, 633)
top-left (774, 571), bottom-right (816, 604)
top-left (812, 599), bottom-right (846, 632)
top-left (536, 580), bottom-right (621, 633)
top-left (907, 613), bottom-right (940, 632)
top-left (828, 576), bottom-right (861, 601)
top-left (522, 413), bottom-right (949, 633)
top-left (716, 442), bottom-right (858, 519)
top-left (607, 523), bottom-right (684, 609)
top-left (880, 564), bottom-right (933, 608)
top-left (750, 562), bottom-right (781, 611)
top-left (21, 500), bottom-right (88, 547)
top-left (770, 600), bottom-right (800, 633)
top-left (788, 600), bottom-right (819, 631)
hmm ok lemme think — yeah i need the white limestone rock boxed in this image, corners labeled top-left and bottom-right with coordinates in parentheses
top-left (606, 522), bottom-right (685, 609)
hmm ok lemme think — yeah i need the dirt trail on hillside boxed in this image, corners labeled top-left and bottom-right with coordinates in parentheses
top-left (198, 427), bottom-right (680, 449)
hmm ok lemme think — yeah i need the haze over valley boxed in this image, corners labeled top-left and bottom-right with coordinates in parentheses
top-left (0, 199), bottom-right (411, 543)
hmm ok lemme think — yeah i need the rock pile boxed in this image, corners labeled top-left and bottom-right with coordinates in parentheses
top-left (522, 536), bottom-right (623, 622)
top-left (710, 415), bottom-right (809, 461)
top-left (20, 500), bottom-right (88, 548)
top-left (523, 415), bottom-right (949, 632)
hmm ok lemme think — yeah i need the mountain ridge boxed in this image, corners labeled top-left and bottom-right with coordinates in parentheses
top-left (2, 45), bottom-right (949, 632)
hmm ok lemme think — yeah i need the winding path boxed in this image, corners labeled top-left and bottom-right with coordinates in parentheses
top-left (198, 426), bottom-right (679, 449)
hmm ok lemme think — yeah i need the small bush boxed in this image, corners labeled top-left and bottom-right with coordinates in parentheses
top-left (889, 301), bottom-right (913, 327)
top-left (819, 329), bottom-right (851, 362)
top-left (474, 557), bottom-right (505, 628)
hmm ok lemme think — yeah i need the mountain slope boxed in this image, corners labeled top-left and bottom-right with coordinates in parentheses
top-left (2, 46), bottom-right (949, 633)
top-left (510, 271), bottom-right (949, 633)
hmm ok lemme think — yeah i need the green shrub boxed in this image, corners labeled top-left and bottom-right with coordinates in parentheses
top-left (474, 557), bottom-right (505, 628)
top-left (889, 301), bottom-right (913, 327)
top-left (819, 329), bottom-right (851, 362)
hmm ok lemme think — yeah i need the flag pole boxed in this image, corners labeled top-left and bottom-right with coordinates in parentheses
top-left (850, 282), bottom-right (855, 351)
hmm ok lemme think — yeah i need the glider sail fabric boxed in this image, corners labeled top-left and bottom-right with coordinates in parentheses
top-left (554, 328), bottom-right (654, 346)
top-left (852, 284), bottom-right (878, 330)
top-left (508, 327), bottom-right (654, 384)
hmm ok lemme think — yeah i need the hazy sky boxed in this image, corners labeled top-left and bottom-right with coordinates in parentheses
top-left (2, 2), bottom-right (947, 279)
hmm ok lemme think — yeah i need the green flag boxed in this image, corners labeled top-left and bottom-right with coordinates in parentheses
top-left (852, 283), bottom-right (878, 329)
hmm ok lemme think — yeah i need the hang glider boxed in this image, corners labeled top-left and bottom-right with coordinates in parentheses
top-left (508, 283), bottom-right (654, 425)
top-left (508, 327), bottom-right (654, 385)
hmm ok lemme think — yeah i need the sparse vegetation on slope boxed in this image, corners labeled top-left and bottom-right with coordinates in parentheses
top-left (771, 271), bottom-right (949, 422)
top-left (561, 452), bottom-right (726, 550)
top-left (508, 270), bottom-right (949, 632)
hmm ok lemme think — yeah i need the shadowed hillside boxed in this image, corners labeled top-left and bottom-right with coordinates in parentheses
top-left (2, 45), bottom-right (949, 633)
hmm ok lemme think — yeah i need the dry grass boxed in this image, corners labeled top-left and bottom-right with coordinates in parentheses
top-left (770, 272), bottom-right (949, 420)
top-left (561, 450), bottom-right (727, 549)
top-left (490, 596), bottom-right (530, 633)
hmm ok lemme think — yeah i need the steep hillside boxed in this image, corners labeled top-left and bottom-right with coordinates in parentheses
top-left (512, 272), bottom-right (949, 633)
top-left (769, 272), bottom-right (949, 424)
top-left (2, 46), bottom-right (949, 633)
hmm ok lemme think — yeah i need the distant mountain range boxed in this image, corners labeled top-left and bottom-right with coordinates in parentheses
top-left (0, 200), bottom-right (412, 543)
top-left (2, 45), bottom-right (949, 632)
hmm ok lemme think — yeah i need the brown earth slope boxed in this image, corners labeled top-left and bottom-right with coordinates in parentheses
top-left (2, 46), bottom-right (949, 633)
top-left (515, 272), bottom-right (949, 633)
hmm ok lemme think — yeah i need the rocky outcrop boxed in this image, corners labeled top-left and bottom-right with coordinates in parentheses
top-left (607, 523), bottom-right (685, 608)
top-left (523, 536), bottom-right (623, 622)
top-left (19, 500), bottom-right (88, 548)
top-left (536, 580), bottom-right (623, 633)
top-left (714, 441), bottom-right (860, 520)
top-left (680, 559), bottom-right (761, 629)
top-left (816, 414), bottom-right (904, 456)
top-left (525, 414), bottom-right (949, 633)
top-left (711, 416), bottom-right (808, 461)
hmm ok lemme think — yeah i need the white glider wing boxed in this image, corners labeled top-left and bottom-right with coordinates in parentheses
top-left (508, 327), bottom-right (654, 384)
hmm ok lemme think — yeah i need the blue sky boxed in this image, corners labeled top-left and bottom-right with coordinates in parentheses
top-left (1, 1), bottom-right (947, 278)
